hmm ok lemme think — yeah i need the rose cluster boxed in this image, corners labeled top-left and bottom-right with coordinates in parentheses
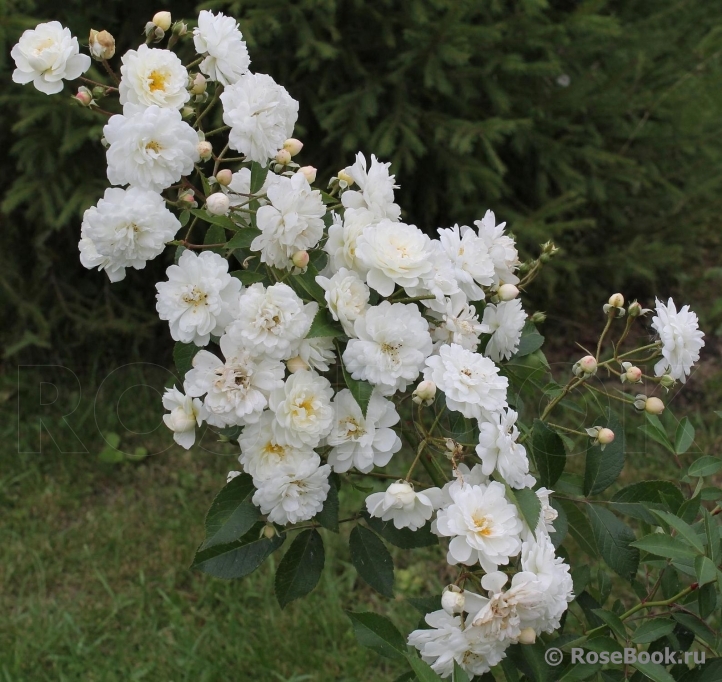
top-left (12, 11), bottom-right (707, 679)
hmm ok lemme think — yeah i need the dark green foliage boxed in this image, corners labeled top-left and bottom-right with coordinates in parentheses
top-left (2, 1), bottom-right (722, 365)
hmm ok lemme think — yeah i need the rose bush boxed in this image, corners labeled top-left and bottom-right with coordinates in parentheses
top-left (12, 10), bottom-right (720, 680)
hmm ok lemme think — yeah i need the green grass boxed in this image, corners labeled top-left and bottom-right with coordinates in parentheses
top-left (0, 369), bottom-right (440, 681)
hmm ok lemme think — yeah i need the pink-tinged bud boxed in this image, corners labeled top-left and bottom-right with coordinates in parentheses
top-left (298, 166), bottom-right (317, 184)
top-left (608, 293), bottom-right (624, 308)
top-left (283, 138), bottom-right (303, 157)
top-left (197, 141), bottom-right (212, 161)
top-left (292, 250), bottom-right (310, 269)
top-left (88, 29), bottom-right (116, 60)
top-left (275, 149), bottom-right (292, 165)
top-left (152, 11), bottom-right (172, 31)
top-left (579, 356), bottom-right (597, 373)
top-left (179, 190), bottom-right (196, 206)
top-left (287, 356), bottom-right (309, 373)
top-left (645, 396), bottom-right (665, 415)
top-left (74, 87), bottom-right (93, 107)
top-left (625, 366), bottom-right (642, 383)
top-left (206, 192), bottom-right (230, 216)
top-left (498, 283), bottom-right (519, 301)
top-left (518, 628), bottom-right (536, 645)
top-left (216, 169), bottom-right (233, 186)
top-left (597, 428), bottom-right (615, 445)
top-left (412, 380), bottom-right (437, 406)
top-left (337, 170), bottom-right (354, 185)
top-left (190, 73), bottom-right (206, 95)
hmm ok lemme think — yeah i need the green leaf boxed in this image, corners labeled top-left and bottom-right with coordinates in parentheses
top-left (549, 498), bottom-right (568, 549)
top-left (649, 510), bottom-right (704, 553)
top-left (204, 223), bottom-right (227, 254)
top-left (532, 420), bottom-right (567, 488)
top-left (292, 266), bottom-right (327, 304)
top-left (339, 346), bottom-right (374, 418)
top-left (587, 504), bottom-right (639, 579)
top-left (694, 555), bottom-right (717, 586)
top-left (179, 209), bottom-right (190, 227)
top-left (201, 473), bottom-right (260, 550)
top-left (189, 208), bottom-right (240, 232)
top-left (688, 456), bottom-right (722, 478)
top-left (514, 321), bottom-right (545, 357)
top-left (611, 481), bottom-right (684, 510)
top-left (230, 270), bottom-right (267, 285)
top-left (703, 508), bottom-right (720, 563)
top-left (406, 654), bottom-right (443, 681)
top-left (250, 161), bottom-right (269, 194)
top-left (345, 611), bottom-right (406, 660)
top-left (192, 523), bottom-right (284, 579)
top-left (365, 515), bottom-right (438, 549)
top-left (306, 307), bottom-right (344, 339)
top-left (315, 475), bottom-right (339, 532)
top-left (559, 499), bottom-right (598, 558)
top-left (631, 534), bottom-right (698, 561)
top-left (349, 525), bottom-right (394, 598)
top-left (274, 529), bottom-right (325, 608)
top-left (584, 409), bottom-right (625, 496)
top-left (631, 661), bottom-right (676, 682)
top-left (591, 609), bottom-right (627, 640)
top-left (507, 486), bottom-right (541, 530)
top-left (226, 228), bottom-right (261, 250)
top-left (173, 341), bottom-right (200, 377)
top-left (631, 618), bottom-right (675, 643)
top-left (697, 582), bottom-right (717, 619)
top-left (638, 413), bottom-right (675, 453)
top-left (674, 417), bottom-right (696, 454)
top-left (556, 663), bottom-right (601, 682)
top-left (452, 661), bottom-right (470, 682)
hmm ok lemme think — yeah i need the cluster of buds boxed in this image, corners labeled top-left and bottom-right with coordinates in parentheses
top-left (620, 362), bottom-right (642, 384)
top-left (146, 11), bottom-right (172, 43)
top-left (88, 29), bottom-right (115, 61)
top-left (634, 394), bottom-right (665, 415)
top-left (412, 380), bottom-right (437, 406)
top-left (573, 355), bottom-right (597, 379)
top-left (586, 426), bottom-right (615, 450)
top-left (274, 138), bottom-right (304, 172)
top-left (603, 292), bottom-right (625, 317)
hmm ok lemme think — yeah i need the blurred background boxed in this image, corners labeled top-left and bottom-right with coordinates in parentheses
top-left (1, 1), bottom-right (722, 680)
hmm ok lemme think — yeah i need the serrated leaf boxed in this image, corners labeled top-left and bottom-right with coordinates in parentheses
top-left (349, 525), bottom-right (394, 597)
top-left (339, 346), bottom-right (374, 417)
top-left (584, 409), bottom-right (625, 496)
top-left (514, 321), bottom-right (545, 357)
top-left (631, 618), bottom-right (675, 643)
top-left (407, 654), bottom-right (443, 681)
top-left (507, 486), bottom-right (541, 530)
top-left (226, 228), bottom-right (261, 249)
top-left (306, 307), bottom-right (343, 339)
top-left (674, 417), bottom-right (695, 454)
top-left (345, 611), bottom-right (406, 660)
top-left (230, 269), bottom-right (267, 285)
top-left (201, 473), bottom-right (260, 550)
top-left (532, 420), bottom-right (566, 488)
top-left (316, 475), bottom-right (339, 532)
top-left (631, 534), bottom-right (698, 561)
top-left (587, 504), bottom-right (639, 580)
top-left (173, 341), bottom-right (200, 377)
top-left (192, 522), bottom-right (284, 579)
top-left (688, 456), bottom-right (722, 477)
top-left (631, 661), bottom-right (676, 682)
top-left (250, 161), bottom-right (269, 194)
top-left (649, 509), bottom-right (704, 553)
top-left (275, 529), bottom-right (325, 608)
top-left (365, 514), bottom-right (438, 548)
top-left (591, 609), bottom-right (627, 640)
top-left (611, 481), bottom-right (684, 510)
